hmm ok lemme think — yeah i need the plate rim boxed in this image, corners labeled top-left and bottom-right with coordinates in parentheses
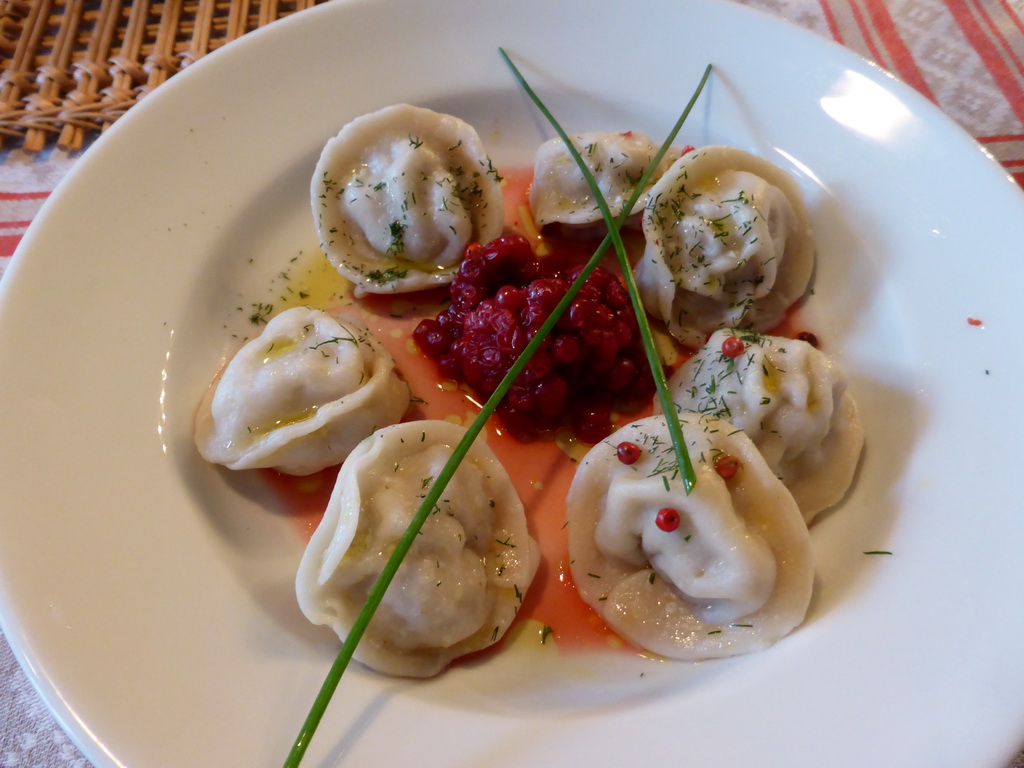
top-left (2, 0), bottom-right (1024, 766)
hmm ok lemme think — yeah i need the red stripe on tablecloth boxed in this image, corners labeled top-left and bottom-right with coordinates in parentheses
top-left (0, 220), bottom-right (32, 230)
top-left (862, 0), bottom-right (937, 101)
top-left (822, 0), bottom-right (936, 101)
top-left (979, 133), bottom-right (1024, 142)
top-left (846, 0), bottom-right (889, 67)
top-left (976, 135), bottom-right (1024, 176)
top-left (818, 0), bottom-right (845, 43)
top-left (0, 234), bottom-right (22, 258)
top-left (977, 136), bottom-right (1024, 189)
top-left (995, 0), bottom-right (1024, 37)
top-left (0, 191), bottom-right (49, 201)
top-left (944, 0), bottom-right (1024, 123)
top-left (998, 153), bottom-right (1024, 188)
top-left (973, 0), bottom-right (1024, 76)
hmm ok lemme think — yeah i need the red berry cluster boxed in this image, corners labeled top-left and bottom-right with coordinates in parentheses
top-left (413, 234), bottom-right (654, 443)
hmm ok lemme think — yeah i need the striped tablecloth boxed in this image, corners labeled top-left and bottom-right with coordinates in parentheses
top-left (2, 0), bottom-right (1023, 765)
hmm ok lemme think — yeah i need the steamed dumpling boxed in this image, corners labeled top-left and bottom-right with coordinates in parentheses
top-left (194, 307), bottom-right (410, 475)
top-left (312, 104), bottom-right (504, 296)
top-left (296, 420), bottom-right (539, 677)
top-left (566, 414), bottom-right (813, 660)
top-left (665, 329), bottom-right (863, 522)
top-left (636, 145), bottom-right (814, 347)
top-left (529, 131), bottom-right (682, 226)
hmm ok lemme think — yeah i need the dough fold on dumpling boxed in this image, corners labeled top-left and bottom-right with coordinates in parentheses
top-left (296, 420), bottom-right (539, 677)
top-left (636, 145), bottom-right (814, 347)
top-left (665, 329), bottom-right (863, 522)
top-left (567, 414), bottom-right (813, 661)
top-left (194, 306), bottom-right (410, 475)
top-left (529, 131), bottom-right (681, 227)
top-left (312, 104), bottom-right (504, 296)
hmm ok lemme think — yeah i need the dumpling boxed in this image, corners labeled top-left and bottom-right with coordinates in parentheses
top-left (566, 413), bottom-right (813, 661)
top-left (194, 306), bottom-right (410, 475)
top-left (311, 104), bottom-right (504, 296)
top-left (665, 329), bottom-right (863, 522)
top-left (529, 131), bottom-right (682, 227)
top-left (635, 145), bottom-right (815, 347)
top-left (296, 420), bottom-right (539, 677)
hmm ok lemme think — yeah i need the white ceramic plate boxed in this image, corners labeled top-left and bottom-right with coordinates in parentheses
top-left (2, 0), bottom-right (1024, 765)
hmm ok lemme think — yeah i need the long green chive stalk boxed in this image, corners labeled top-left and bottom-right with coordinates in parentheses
top-left (500, 49), bottom-right (709, 494)
top-left (283, 60), bottom-right (712, 768)
top-left (283, 176), bottom-right (629, 768)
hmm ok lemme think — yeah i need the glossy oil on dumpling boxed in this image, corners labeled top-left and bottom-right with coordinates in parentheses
top-left (529, 131), bottom-right (681, 227)
top-left (296, 420), bottom-right (539, 677)
top-left (636, 145), bottom-right (815, 347)
top-left (312, 104), bottom-right (504, 296)
top-left (194, 307), bottom-right (410, 475)
top-left (566, 414), bottom-right (813, 661)
top-left (666, 329), bottom-right (863, 522)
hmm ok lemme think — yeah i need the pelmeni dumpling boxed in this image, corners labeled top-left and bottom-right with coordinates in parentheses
top-left (529, 131), bottom-right (682, 227)
top-left (665, 329), bottom-right (863, 522)
top-left (296, 420), bottom-right (539, 677)
top-left (567, 414), bottom-right (813, 660)
top-left (636, 145), bottom-right (815, 347)
top-left (312, 104), bottom-right (504, 296)
top-left (194, 307), bottom-right (409, 475)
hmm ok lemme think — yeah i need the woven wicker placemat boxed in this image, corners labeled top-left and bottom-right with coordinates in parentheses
top-left (0, 0), bottom-right (330, 152)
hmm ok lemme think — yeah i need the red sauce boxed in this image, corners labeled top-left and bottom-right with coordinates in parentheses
top-left (260, 465), bottom-right (339, 539)
top-left (260, 166), bottom-right (812, 653)
top-left (765, 291), bottom-right (813, 345)
top-left (259, 168), bottom-right (640, 650)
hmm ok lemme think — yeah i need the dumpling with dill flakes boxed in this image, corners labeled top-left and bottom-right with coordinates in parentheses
top-left (529, 131), bottom-right (683, 228)
top-left (566, 413), bottom-right (813, 661)
top-left (664, 329), bottom-right (863, 523)
top-left (193, 306), bottom-right (410, 475)
top-left (311, 104), bottom-right (505, 296)
top-left (636, 145), bottom-right (815, 348)
top-left (296, 420), bottom-right (539, 678)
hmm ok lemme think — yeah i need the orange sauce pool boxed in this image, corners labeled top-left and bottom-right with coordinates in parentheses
top-left (257, 167), bottom-right (813, 654)
top-left (257, 168), bottom-right (652, 652)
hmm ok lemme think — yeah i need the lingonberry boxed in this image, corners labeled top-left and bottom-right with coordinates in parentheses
top-left (796, 331), bottom-right (819, 348)
top-left (721, 335), bottom-right (745, 359)
top-left (414, 233), bottom-right (653, 442)
top-left (616, 441), bottom-right (642, 465)
top-left (714, 454), bottom-right (741, 480)
top-left (655, 508), bottom-right (681, 532)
